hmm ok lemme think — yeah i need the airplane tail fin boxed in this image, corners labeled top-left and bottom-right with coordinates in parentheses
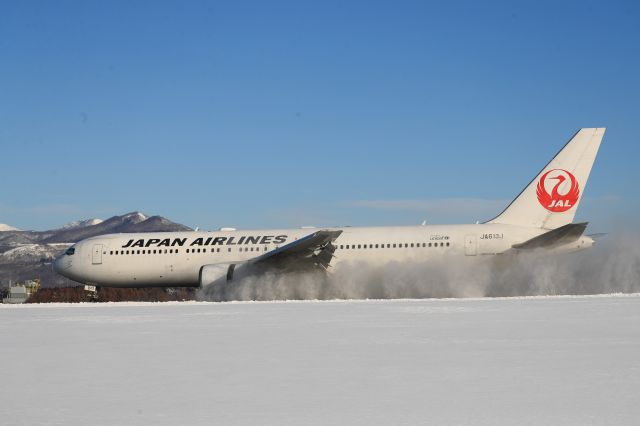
top-left (487, 128), bottom-right (605, 230)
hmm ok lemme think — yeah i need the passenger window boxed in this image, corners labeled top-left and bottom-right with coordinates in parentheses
top-left (440, 242), bottom-right (444, 247)
top-left (110, 251), bottom-right (113, 255)
top-left (228, 248), bottom-right (231, 252)
top-left (410, 243), bottom-right (414, 248)
top-left (446, 242), bottom-right (450, 247)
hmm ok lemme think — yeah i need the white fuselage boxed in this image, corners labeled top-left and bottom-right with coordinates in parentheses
top-left (52, 223), bottom-right (593, 287)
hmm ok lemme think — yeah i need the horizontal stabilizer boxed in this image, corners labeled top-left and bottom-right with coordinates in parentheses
top-left (512, 222), bottom-right (588, 250)
top-left (587, 233), bottom-right (607, 240)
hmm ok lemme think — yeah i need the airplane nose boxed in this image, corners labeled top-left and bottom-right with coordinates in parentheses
top-left (53, 256), bottom-right (61, 273)
top-left (53, 255), bottom-right (70, 276)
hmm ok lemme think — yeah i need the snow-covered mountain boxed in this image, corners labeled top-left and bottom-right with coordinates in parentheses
top-left (61, 218), bottom-right (103, 230)
top-left (44, 211), bottom-right (186, 243)
top-left (0, 243), bottom-right (69, 264)
top-left (0, 224), bottom-right (21, 232)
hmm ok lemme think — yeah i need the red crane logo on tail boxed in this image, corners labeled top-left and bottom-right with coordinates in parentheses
top-left (536, 169), bottom-right (580, 212)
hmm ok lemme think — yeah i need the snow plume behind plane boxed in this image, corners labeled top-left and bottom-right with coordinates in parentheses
top-left (198, 233), bottom-right (640, 302)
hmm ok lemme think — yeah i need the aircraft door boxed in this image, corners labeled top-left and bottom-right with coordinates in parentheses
top-left (464, 235), bottom-right (477, 256)
top-left (92, 244), bottom-right (103, 264)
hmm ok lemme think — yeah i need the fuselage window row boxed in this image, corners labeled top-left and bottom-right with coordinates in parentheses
top-left (109, 249), bottom-right (181, 255)
top-left (107, 246), bottom-right (274, 256)
top-left (338, 242), bottom-right (450, 249)
top-left (106, 242), bottom-right (452, 256)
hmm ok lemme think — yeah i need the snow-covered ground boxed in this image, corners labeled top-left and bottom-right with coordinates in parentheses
top-left (2, 295), bottom-right (639, 425)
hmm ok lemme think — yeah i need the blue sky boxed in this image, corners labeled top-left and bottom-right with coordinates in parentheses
top-left (1, 0), bottom-right (638, 232)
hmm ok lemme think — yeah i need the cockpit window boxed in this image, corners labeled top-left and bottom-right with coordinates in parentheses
top-left (65, 247), bottom-right (75, 256)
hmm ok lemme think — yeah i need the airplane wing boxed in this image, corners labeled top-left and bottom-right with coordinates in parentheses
top-left (512, 222), bottom-right (588, 250)
top-left (249, 229), bottom-right (342, 271)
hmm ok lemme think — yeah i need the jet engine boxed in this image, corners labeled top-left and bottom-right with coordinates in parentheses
top-left (199, 263), bottom-right (252, 287)
top-left (199, 264), bottom-right (233, 287)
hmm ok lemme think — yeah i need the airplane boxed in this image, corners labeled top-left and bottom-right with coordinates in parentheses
top-left (54, 128), bottom-right (605, 289)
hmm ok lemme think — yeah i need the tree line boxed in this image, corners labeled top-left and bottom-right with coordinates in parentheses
top-left (26, 286), bottom-right (196, 303)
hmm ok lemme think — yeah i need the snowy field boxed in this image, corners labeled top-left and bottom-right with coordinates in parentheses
top-left (2, 295), bottom-right (639, 425)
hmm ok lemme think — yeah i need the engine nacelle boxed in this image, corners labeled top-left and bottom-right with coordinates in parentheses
top-left (199, 264), bottom-right (234, 287)
top-left (199, 263), bottom-right (252, 287)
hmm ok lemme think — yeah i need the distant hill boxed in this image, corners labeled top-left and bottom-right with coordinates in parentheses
top-left (0, 224), bottom-right (21, 231)
top-left (61, 218), bottom-right (103, 230)
top-left (0, 212), bottom-right (192, 288)
top-left (43, 212), bottom-right (191, 243)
